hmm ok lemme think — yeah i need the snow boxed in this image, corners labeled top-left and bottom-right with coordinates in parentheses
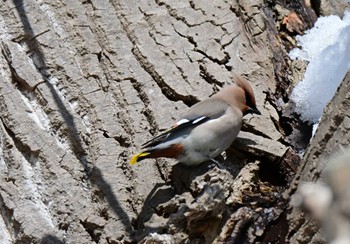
top-left (0, 215), bottom-right (12, 244)
top-left (82, 114), bottom-right (92, 134)
top-left (20, 92), bottom-right (50, 131)
top-left (0, 15), bottom-right (12, 41)
top-left (0, 128), bottom-right (7, 173)
top-left (149, 233), bottom-right (173, 243)
top-left (289, 11), bottom-right (350, 123)
top-left (20, 155), bottom-right (55, 230)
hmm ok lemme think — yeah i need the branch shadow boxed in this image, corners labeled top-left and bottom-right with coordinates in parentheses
top-left (134, 159), bottom-right (243, 241)
top-left (133, 182), bottom-right (175, 241)
top-left (40, 234), bottom-right (63, 244)
top-left (12, 0), bottom-right (133, 239)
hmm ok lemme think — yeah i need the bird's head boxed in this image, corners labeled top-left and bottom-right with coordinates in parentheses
top-left (216, 74), bottom-right (261, 116)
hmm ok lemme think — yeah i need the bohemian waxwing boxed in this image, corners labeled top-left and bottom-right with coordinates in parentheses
top-left (130, 74), bottom-right (261, 166)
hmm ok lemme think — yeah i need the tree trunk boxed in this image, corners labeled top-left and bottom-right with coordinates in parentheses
top-left (0, 0), bottom-right (346, 243)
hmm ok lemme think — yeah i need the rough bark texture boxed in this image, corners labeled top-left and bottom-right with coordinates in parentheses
top-left (284, 70), bottom-right (350, 244)
top-left (0, 0), bottom-right (347, 243)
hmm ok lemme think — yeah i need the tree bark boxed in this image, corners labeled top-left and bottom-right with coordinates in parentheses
top-left (0, 0), bottom-right (345, 243)
top-left (283, 70), bottom-right (350, 243)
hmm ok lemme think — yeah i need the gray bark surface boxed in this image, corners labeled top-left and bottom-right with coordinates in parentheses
top-left (0, 0), bottom-right (341, 243)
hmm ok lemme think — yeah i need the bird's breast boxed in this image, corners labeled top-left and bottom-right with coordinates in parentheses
top-left (179, 107), bottom-right (243, 165)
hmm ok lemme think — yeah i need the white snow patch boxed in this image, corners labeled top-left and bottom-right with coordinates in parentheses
top-left (0, 15), bottom-right (12, 41)
top-left (312, 121), bottom-right (320, 138)
top-left (47, 77), bottom-right (88, 143)
top-left (74, 56), bottom-right (85, 77)
top-left (69, 99), bottom-right (78, 111)
top-left (0, 128), bottom-right (7, 172)
top-left (48, 77), bottom-right (67, 101)
top-left (19, 88), bottom-right (70, 150)
top-left (0, 215), bottom-right (13, 244)
top-left (289, 15), bottom-right (349, 61)
top-left (0, 154), bottom-right (6, 172)
top-left (20, 93), bottom-right (50, 131)
top-left (82, 115), bottom-right (92, 134)
top-left (290, 11), bottom-right (350, 123)
top-left (38, 1), bottom-right (69, 42)
top-left (55, 136), bottom-right (70, 151)
top-left (149, 233), bottom-right (173, 243)
top-left (20, 156), bottom-right (55, 229)
top-left (38, 0), bottom-right (77, 58)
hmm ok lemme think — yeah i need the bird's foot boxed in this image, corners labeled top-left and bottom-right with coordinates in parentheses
top-left (208, 158), bottom-right (224, 169)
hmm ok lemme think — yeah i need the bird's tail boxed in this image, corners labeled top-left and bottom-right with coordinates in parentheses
top-left (129, 151), bottom-right (151, 165)
top-left (129, 144), bottom-right (184, 165)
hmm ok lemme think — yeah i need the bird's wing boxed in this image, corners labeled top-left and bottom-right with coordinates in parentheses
top-left (141, 99), bottom-right (229, 148)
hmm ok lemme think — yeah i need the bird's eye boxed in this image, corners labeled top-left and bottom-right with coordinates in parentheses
top-left (245, 91), bottom-right (253, 106)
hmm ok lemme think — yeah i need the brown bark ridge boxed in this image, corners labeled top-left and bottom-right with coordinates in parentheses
top-left (0, 0), bottom-right (326, 243)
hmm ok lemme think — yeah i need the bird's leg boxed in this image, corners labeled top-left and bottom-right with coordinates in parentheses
top-left (208, 157), bottom-right (223, 169)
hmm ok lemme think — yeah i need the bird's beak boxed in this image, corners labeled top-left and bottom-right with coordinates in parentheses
top-left (247, 106), bottom-right (261, 115)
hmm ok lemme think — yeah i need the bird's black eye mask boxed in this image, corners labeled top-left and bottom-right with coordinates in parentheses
top-left (245, 90), bottom-right (254, 108)
top-left (244, 90), bottom-right (261, 115)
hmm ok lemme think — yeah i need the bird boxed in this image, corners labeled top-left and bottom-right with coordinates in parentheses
top-left (129, 74), bottom-right (261, 166)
